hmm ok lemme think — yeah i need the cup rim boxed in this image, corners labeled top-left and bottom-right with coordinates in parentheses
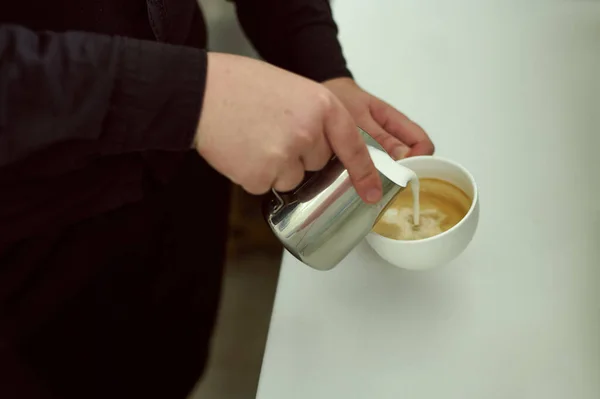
top-left (368, 155), bottom-right (478, 245)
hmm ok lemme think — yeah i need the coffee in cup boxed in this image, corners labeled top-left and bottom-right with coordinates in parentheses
top-left (373, 178), bottom-right (472, 241)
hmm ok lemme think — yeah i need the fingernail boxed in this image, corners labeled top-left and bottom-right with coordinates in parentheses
top-left (366, 188), bottom-right (382, 203)
top-left (392, 146), bottom-right (409, 160)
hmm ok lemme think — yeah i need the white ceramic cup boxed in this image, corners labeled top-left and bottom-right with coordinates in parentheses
top-left (365, 156), bottom-right (479, 270)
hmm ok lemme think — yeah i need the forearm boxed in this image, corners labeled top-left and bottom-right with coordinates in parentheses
top-left (232, 0), bottom-right (352, 82)
top-left (0, 25), bottom-right (205, 168)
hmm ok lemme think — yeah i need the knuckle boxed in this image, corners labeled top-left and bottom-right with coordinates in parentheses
top-left (347, 143), bottom-right (368, 165)
top-left (294, 127), bottom-right (318, 148)
top-left (365, 126), bottom-right (384, 140)
top-left (316, 89), bottom-right (335, 113)
top-left (268, 147), bottom-right (291, 165)
top-left (349, 152), bottom-right (377, 183)
top-left (352, 170), bottom-right (380, 195)
top-left (353, 169), bottom-right (374, 186)
top-left (381, 135), bottom-right (402, 152)
top-left (360, 125), bottom-right (391, 148)
top-left (412, 121), bottom-right (425, 132)
top-left (303, 153), bottom-right (329, 172)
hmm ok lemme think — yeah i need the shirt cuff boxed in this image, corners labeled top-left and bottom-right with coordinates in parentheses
top-left (103, 38), bottom-right (207, 153)
top-left (286, 24), bottom-right (353, 83)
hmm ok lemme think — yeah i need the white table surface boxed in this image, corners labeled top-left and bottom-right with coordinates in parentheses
top-left (257, 2), bottom-right (600, 398)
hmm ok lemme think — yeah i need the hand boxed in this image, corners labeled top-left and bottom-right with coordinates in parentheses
top-left (194, 53), bottom-right (383, 203)
top-left (322, 77), bottom-right (434, 160)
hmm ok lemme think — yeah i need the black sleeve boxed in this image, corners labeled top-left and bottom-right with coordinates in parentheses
top-left (0, 25), bottom-right (206, 168)
top-left (232, 0), bottom-right (353, 82)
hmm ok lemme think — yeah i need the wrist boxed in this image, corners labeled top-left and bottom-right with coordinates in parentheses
top-left (323, 76), bottom-right (356, 86)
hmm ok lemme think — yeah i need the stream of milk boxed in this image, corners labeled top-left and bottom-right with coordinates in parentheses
top-left (367, 147), bottom-right (420, 225)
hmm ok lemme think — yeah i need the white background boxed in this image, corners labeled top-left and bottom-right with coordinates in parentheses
top-left (258, 1), bottom-right (600, 398)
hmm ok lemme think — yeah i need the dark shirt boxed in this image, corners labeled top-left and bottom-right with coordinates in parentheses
top-left (0, 0), bottom-right (352, 246)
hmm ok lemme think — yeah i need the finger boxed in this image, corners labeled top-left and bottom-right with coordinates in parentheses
top-left (324, 97), bottom-right (382, 203)
top-left (358, 118), bottom-right (411, 160)
top-left (237, 153), bottom-right (279, 195)
top-left (240, 168), bottom-right (275, 195)
top-left (408, 140), bottom-right (435, 157)
top-left (301, 131), bottom-right (332, 171)
top-left (369, 97), bottom-right (435, 155)
top-left (273, 159), bottom-right (305, 192)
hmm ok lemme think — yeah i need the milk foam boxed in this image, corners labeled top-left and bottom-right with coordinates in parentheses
top-left (380, 207), bottom-right (447, 240)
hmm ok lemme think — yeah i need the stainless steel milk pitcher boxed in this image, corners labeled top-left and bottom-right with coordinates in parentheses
top-left (262, 127), bottom-right (415, 271)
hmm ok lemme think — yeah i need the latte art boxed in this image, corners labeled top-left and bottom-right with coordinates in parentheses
top-left (380, 207), bottom-right (445, 240)
top-left (373, 178), bottom-right (471, 241)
